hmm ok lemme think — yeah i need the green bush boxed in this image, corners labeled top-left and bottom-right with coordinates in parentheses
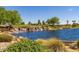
top-left (76, 40), bottom-right (79, 48)
top-left (4, 40), bottom-right (50, 52)
top-left (0, 34), bottom-right (13, 42)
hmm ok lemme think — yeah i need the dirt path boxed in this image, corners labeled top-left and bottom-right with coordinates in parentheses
top-left (0, 42), bottom-right (11, 51)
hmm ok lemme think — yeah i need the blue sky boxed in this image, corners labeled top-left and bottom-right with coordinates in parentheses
top-left (4, 6), bottom-right (79, 24)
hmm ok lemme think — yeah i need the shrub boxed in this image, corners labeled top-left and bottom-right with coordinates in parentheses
top-left (4, 39), bottom-right (50, 52)
top-left (35, 39), bottom-right (49, 46)
top-left (35, 38), bottom-right (65, 52)
top-left (0, 34), bottom-right (13, 42)
top-left (48, 38), bottom-right (65, 52)
top-left (76, 40), bottom-right (79, 48)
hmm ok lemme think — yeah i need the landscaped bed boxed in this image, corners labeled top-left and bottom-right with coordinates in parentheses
top-left (0, 33), bottom-right (79, 52)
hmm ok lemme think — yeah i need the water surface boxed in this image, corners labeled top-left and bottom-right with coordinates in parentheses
top-left (13, 28), bottom-right (79, 41)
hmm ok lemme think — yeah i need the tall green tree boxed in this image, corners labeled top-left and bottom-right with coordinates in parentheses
top-left (46, 17), bottom-right (59, 26)
top-left (0, 7), bottom-right (22, 25)
top-left (0, 7), bottom-right (6, 24)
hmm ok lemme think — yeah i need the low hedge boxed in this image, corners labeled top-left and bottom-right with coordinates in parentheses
top-left (4, 39), bottom-right (50, 52)
top-left (0, 34), bottom-right (13, 42)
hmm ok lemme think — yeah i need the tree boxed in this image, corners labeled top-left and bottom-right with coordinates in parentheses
top-left (21, 22), bottom-right (25, 25)
top-left (46, 17), bottom-right (59, 26)
top-left (72, 20), bottom-right (76, 24)
top-left (38, 20), bottom-right (41, 25)
top-left (72, 20), bottom-right (76, 27)
top-left (0, 7), bottom-right (22, 25)
top-left (0, 7), bottom-right (6, 24)
top-left (28, 21), bottom-right (32, 25)
top-left (42, 20), bottom-right (45, 25)
top-left (8, 10), bottom-right (22, 25)
top-left (67, 20), bottom-right (69, 25)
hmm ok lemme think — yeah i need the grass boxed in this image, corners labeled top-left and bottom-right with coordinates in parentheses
top-left (0, 34), bottom-right (13, 42)
top-left (35, 39), bottom-right (49, 46)
top-left (36, 38), bottom-right (65, 52)
top-left (13, 24), bottom-right (30, 28)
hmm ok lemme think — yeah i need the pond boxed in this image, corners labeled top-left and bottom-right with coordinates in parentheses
top-left (12, 28), bottom-right (79, 41)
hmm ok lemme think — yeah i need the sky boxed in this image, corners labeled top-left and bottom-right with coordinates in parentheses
top-left (4, 6), bottom-right (79, 24)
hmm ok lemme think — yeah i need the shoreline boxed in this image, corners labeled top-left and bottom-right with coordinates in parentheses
top-left (0, 31), bottom-right (78, 52)
top-left (0, 27), bottom-right (79, 42)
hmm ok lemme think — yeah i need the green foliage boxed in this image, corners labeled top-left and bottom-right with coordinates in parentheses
top-left (4, 40), bottom-right (50, 52)
top-left (72, 20), bottom-right (77, 28)
top-left (76, 40), bottom-right (79, 48)
top-left (0, 34), bottom-right (13, 42)
top-left (28, 21), bottom-right (32, 25)
top-left (42, 20), bottom-right (46, 25)
top-left (48, 39), bottom-right (65, 52)
top-left (35, 38), bottom-right (65, 52)
top-left (13, 24), bottom-right (29, 28)
top-left (38, 20), bottom-right (41, 25)
top-left (21, 22), bottom-right (25, 25)
top-left (47, 17), bottom-right (59, 26)
top-left (0, 7), bottom-right (22, 25)
top-left (72, 24), bottom-right (77, 28)
top-left (67, 20), bottom-right (69, 25)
